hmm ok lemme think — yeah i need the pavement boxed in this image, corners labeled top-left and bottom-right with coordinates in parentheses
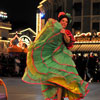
top-left (0, 77), bottom-right (100, 100)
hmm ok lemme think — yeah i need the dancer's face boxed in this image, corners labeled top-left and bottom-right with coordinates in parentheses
top-left (60, 18), bottom-right (68, 29)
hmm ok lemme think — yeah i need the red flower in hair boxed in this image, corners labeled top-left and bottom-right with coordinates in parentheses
top-left (58, 12), bottom-right (65, 18)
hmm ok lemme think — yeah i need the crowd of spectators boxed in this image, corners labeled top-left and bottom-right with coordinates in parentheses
top-left (73, 52), bottom-right (100, 82)
top-left (0, 52), bottom-right (26, 77)
top-left (0, 52), bottom-right (100, 82)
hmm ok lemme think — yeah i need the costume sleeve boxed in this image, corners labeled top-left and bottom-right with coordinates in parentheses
top-left (64, 30), bottom-right (75, 49)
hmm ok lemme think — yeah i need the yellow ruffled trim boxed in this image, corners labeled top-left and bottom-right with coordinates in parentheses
top-left (48, 77), bottom-right (81, 94)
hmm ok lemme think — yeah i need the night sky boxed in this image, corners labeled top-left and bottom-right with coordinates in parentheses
top-left (0, 0), bottom-right (42, 31)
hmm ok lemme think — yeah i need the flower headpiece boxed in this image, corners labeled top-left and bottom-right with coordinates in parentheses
top-left (58, 12), bottom-right (72, 24)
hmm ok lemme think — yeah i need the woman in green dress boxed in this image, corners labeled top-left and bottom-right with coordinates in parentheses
top-left (22, 12), bottom-right (89, 100)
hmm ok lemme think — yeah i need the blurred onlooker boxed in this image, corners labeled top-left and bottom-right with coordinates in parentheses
top-left (15, 56), bottom-right (21, 76)
top-left (86, 52), bottom-right (97, 82)
top-left (94, 58), bottom-right (100, 82)
top-left (75, 54), bottom-right (87, 80)
top-left (0, 52), bottom-right (26, 77)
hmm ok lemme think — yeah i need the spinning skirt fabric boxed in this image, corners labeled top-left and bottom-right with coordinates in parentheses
top-left (22, 18), bottom-right (89, 100)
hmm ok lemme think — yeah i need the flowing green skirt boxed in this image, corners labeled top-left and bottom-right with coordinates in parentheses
top-left (22, 18), bottom-right (89, 100)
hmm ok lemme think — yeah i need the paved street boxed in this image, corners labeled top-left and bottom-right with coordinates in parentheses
top-left (0, 77), bottom-right (100, 100)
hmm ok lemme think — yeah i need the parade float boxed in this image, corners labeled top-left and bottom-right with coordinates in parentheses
top-left (7, 28), bottom-right (36, 54)
top-left (70, 32), bottom-right (100, 53)
top-left (7, 33), bottom-right (28, 54)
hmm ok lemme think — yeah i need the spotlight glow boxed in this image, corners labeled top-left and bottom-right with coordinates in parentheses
top-left (41, 13), bottom-right (45, 18)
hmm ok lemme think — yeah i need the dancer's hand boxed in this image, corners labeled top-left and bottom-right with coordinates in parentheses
top-left (60, 29), bottom-right (66, 34)
top-left (60, 29), bottom-right (70, 43)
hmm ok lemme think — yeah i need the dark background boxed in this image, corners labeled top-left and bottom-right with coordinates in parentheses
top-left (0, 0), bottom-right (42, 31)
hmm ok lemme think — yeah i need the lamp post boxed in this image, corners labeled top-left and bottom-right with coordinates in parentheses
top-left (36, 10), bottom-right (45, 36)
top-left (41, 12), bottom-right (45, 29)
top-left (36, 0), bottom-right (47, 36)
top-left (36, 11), bottom-right (41, 36)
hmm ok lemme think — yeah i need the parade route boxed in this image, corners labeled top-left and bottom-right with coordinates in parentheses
top-left (0, 78), bottom-right (100, 100)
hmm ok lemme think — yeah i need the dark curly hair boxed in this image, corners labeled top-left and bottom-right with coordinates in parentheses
top-left (58, 15), bottom-right (70, 25)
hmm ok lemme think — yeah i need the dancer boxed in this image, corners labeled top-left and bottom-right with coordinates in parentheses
top-left (22, 12), bottom-right (89, 100)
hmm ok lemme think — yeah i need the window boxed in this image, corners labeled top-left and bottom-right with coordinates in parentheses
top-left (93, 3), bottom-right (100, 15)
top-left (92, 22), bottom-right (99, 32)
top-left (72, 22), bottom-right (81, 34)
top-left (56, 6), bottom-right (62, 13)
top-left (73, 3), bottom-right (82, 16)
top-left (72, 22), bottom-right (81, 30)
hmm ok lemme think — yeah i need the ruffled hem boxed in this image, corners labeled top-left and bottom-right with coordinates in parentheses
top-left (22, 18), bottom-right (89, 100)
top-left (47, 77), bottom-right (89, 100)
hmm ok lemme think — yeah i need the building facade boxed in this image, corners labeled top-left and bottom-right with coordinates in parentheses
top-left (0, 21), bottom-right (12, 40)
top-left (0, 11), bottom-right (12, 54)
top-left (38, 0), bottom-right (100, 34)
